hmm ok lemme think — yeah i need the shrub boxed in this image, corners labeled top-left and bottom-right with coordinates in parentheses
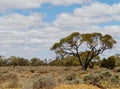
top-left (111, 75), bottom-right (119, 83)
top-left (101, 71), bottom-right (112, 77)
top-left (33, 76), bottom-right (57, 89)
top-left (83, 73), bottom-right (102, 86)
top-left (111, 74), bottom-right (120, 88)
top-left (22, 78), bottom-right (34, 89)
top-left (6, 74), bottom-right (21, 88)
top-left (100, 57), bottom-right (116, 69)
top-left (22, 76), bottom-right (57, 89)
top-left (64, 73), bottom-right (80, 85)
top-left (83, 71), bottom-right (111, 88)
top-left (83, 70), bottom-right (120, 89)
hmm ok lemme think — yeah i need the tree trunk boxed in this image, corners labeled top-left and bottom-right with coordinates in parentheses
top-left (89, 62), bottom-right (94, 69)
top-left (13, 65), bottom-right (15, 69)
top-left (76, 51), bottom-right (84, 68)
top-left (84, 63), bottom-right (89, 70)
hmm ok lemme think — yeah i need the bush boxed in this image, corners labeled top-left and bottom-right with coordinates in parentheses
top-left (100, 57), bottom-right (116, 69)
top-left (110, 74), bottom-right (120, 88)
top-left (64, 72), bottom-right (80, 85)
top-left (22, 78), bottom-right (34, 89)
top-left (33, 76), bottom-right (57, 89)
top-left (83, 70), bottom-right (120, 89)
top-left (6, 74), bottom-right (21, 88)
top-left (83, 73), bottom-right (102, 85)
top-left (22, 76), bottom-right (57, 89)
top-left (111, 75), bottom-right (119, 83)
top-left (49, 56), bottom-right (80, 66)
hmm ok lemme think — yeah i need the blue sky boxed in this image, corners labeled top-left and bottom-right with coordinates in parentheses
top-left (0, 0), bottom-right (120, 60)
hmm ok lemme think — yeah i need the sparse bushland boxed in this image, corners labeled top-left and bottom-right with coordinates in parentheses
top-left (0, 66), bottom-right (120, 89)
top-left (0, 32), bottom-right (119, 89)
top-left (0, 56), bottom-right (46, 68)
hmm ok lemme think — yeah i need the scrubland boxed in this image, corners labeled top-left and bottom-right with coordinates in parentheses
top-left (0, 66), bottom-right (120, 89)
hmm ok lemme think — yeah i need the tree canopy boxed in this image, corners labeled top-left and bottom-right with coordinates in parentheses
top-left (51, 32), bottom-right (117, 70)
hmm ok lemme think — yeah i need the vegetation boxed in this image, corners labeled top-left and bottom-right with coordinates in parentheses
top-left (112, 54), bottom-right (120, 66)
top-left (51, 32), bottom-right (116, 70)
top-left (0, 66), bottom-right (120, 89)
top-left (100, 57), bottom-right (116, 69)
top-left (0, 55), bottom-right (45, 68)
top-left (0, 32), bottom-right (119, 89)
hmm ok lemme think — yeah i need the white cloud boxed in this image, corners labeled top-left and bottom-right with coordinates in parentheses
top-left (0, 1), bottom-right (119, 59)
top-left (0, 0), bottom-right (92, 11)
top-left (43, 0), bottom-right (92, 6)
top-left (54, 3), bottom-right (120, 26)
top-left (0, 0), bottom-right (41, 11)
top-left (74, 3), bottom-right (120, 17)
top-left (0, 13), bottom-right (48, 30)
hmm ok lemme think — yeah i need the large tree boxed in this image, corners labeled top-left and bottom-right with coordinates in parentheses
top-left (51, 32), bottom-right (116, 70)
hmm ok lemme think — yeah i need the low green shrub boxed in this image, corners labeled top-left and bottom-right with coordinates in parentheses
top-left (64, 72), bottom-right (80, 85)
top-left (33, 76), bottom-right (57, 89)
top-left (83, 71), bottom-right (120, 89)
top-left (100, 57), bottom-right (116, 69)
top-left (22, 76), bottom-right (57, 89)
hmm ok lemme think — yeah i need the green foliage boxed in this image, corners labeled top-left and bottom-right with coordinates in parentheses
top-left (0, 56), bottom-right (8, 66)
top-left (0, 55), bottom-right (45, 67)
top-left (64, 72), bottom-right (80, 85)
top-left (33, 76), bottom-right (57, 89)
top-left (111, 75), bottom-right (120, 84)
top-left (51, 32), bottom-right (116, 70)
top-left (112, 54), bottom-right (120, 66)
top-left (49, 56), bottom-right (80, 66)
top-left (7, 56), bottom-right (29, 67)
top-left (83, 70), bottom-right (120, 89)
top-left (30, 58), bottom-right (44, 66)
top-left (100, 57), bottom-right (116, 69)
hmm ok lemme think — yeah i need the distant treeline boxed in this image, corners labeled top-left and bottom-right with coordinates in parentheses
top-left (0, 54), bottom-right (120, 69)
top-left (0, 56), bottom-right (46, 67)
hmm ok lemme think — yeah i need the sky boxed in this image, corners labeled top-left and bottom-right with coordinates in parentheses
top-left (0, 0), bottom-right (120, 60)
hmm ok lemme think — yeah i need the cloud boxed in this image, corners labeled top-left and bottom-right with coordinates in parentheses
top-left (0, 0), bottom-right (41, 11)
top-left (0, 0), bottom-right (92, 11)
top-left (43, 0), bottom-right (92, 5)
top-left (54, 3), bottom-right (120, 26)
top-left (74, 3), bottom-right (120, 17)
top-left (0, 1), bottom-right (119, 59)
top-left (0, 12), bottom-right (48, 30)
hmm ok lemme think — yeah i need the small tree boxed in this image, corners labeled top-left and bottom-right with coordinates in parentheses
top-left (51, 32), bottom-right (116, 70)
top-left (8, 56), bottom-right (18, 69)
top-left (30, 58), bottom-right (44, 66)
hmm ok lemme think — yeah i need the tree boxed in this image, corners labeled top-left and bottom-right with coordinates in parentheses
top-left (30, 58), bottom-right (44, 66)
top-left (51, 32), bottom-right (116, 70)
top-left (16, 57), bottom-right (29, 66)
top-left (8, 56), bottom-right (19, 69)
top-left (0, 55), bottom-right (8, 66)
top-left (8, 56), bottom-right (18, 69)
top-left (79, 51), bottom-right (100, 69)
top-left (49, 56), bottom-right (80, 66)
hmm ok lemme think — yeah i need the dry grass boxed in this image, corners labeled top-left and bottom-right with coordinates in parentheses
top-left (0, 66), bottom-right (120, 89)
top-left (54, 84), bottom-right (100, 89)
